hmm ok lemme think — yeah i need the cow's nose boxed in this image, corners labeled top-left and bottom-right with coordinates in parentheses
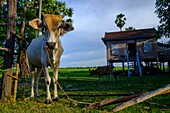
top-left (46, 42), bottom-right (56, 50)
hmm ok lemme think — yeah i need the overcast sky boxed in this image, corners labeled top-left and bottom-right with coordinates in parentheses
top-left (58, 0), bottom-right (160, 67)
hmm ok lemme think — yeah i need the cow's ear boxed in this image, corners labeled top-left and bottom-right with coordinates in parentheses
top-left (29, 19), bottom-right (43, 29)
top-left (62, 22), bottom-right (74, 32)
top-left (60, 22), bottom-right (74, 36)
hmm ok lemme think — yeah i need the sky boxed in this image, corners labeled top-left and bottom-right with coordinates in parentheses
top-left (58, 0), bottom-right (160, 67)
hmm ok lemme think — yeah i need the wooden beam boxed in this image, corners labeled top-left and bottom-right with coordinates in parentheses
top-left (12, 32), bottom-right (25, 40)
top-left (65, 93), bottom-right (135, 97)
top-left (0, 47), bottom-right (9, 52)
top-left (7, 74), bottom-right (19, 80)
top-left (112, 84), bottom-right (170, 112)
top-left (88, 94), bottom-right (142, 109)
top-left (0, 23), bottom-right (7, 26)
top-left (0, 47), bottom-right (18, 55)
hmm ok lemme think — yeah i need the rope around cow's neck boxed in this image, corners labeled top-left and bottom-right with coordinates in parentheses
top-left (45, 47), bottom-right (92, 105)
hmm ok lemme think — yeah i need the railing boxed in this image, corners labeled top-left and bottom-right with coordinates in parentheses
top-left (126, 51), bottom-right (142, 77)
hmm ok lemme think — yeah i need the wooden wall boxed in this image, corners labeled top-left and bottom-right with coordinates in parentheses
top-left (106, 37), bottom-right (158, 62)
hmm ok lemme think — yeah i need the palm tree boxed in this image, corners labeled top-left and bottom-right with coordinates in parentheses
top-left (125, 27), bottom-right (136, 31)
top-left (115, 13), bottom-right (126, 31)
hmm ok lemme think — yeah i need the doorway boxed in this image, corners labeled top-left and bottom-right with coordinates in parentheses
top-left (128, 43), bottom-right (136, 57)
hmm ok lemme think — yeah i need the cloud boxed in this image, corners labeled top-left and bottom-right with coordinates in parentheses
top-left (59, 0), bottom-right (160, 67)
top-left (60, 50), bottom-right (106, 67)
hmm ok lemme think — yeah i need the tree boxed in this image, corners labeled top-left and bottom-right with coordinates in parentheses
top-left (115, 13), bottom-right (126, 31)
top-left (0, 0), bottom-right (73, 76)
top-left (0, 0), bottom-right (73, 47)
top-left (125, 27), bottom-right (136, 31)
top-left (155, 0), bottom-right (170, 38)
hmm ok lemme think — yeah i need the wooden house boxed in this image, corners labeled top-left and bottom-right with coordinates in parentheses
top-left (102, 28), bottom-right (170, 75)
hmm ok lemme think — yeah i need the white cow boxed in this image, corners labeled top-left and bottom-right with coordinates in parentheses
top-left (27, 13), bottom-right (74, 104)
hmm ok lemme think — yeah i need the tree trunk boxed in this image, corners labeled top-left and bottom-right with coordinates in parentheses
top-left (19, 3), bottom-right (30, 77)
top-left (19, 50), bottom-right (30, 77)
top-left (1, 0), bottom-right (17, 102)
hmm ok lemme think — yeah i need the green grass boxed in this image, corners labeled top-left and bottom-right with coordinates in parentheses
top-left (0, 68), bottom-right (170, 113)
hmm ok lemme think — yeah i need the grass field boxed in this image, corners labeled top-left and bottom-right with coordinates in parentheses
top-left (0, 68), bottom-right (170, 113)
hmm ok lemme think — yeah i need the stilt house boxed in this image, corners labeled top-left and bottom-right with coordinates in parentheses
top-left (102, 28), bottom-right (170, 76)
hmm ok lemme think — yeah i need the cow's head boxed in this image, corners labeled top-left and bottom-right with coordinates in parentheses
top-left (29, 13), bottom-right (74, 50)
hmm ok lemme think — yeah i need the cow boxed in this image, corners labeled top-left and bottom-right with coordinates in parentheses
top-left (27, 13), bottom-right (74, 104)
top-left (89, 66), bottom-right (116, 82)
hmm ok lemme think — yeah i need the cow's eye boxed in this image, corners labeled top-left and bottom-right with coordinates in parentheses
top-left (58, 25), bottom-right (62, 30)
top-left (57, 22), bottom-right (63, 30)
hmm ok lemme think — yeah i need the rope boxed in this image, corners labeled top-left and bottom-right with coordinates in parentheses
top-left (45, 47), bottom-right (92, 105)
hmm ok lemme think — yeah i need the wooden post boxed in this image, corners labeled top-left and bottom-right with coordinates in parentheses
top-left (168, 61), bottom-right (170, 73)
top-left (39, 0), bottom-right (42, 20)
top-left (159, 61), bottom-right (162, 72)
top-left (1, 0), bottom-right (17, 102)
top-left (37, 0), bottom-right (42, 36)
top-left (122, 61), bottom-right (125, 74)
top-left (163, 62), bottom-right (165, 72)
top-left (13, 63), bottom-right (19, 102)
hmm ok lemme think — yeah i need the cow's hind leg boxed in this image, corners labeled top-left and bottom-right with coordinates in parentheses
top-left (30, 64), bottom-right (35, 98)
top-left (35, 68), bottom-right (42, 96)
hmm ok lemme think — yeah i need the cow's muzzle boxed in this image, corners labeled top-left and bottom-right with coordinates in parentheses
top-left (46, 42), bottom-right (56, 50)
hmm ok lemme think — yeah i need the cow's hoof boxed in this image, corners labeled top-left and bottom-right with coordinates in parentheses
top-left (53, 97), bottom-right (59, 102)
top-left (45, 99), bottom-right (52, 104)
top-left (30, 95), bottom-right (34, 98)
top-left (30, 96), bottom-right (34, 100)
top-left (30, 97), bottom-right (34, 100)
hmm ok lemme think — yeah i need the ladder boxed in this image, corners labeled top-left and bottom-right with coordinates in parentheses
top-left (127, 51), bottom-right (142, 77)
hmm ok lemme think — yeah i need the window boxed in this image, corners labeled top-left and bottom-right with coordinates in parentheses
top-left (111, 44), bottom-right (119, 56)
top-left (144, 42), bottom-right (152, 53)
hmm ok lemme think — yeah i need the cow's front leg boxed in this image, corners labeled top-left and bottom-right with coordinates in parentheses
top-left (43, 66), bottom-right (52, 104)
top-left (53, 66), bottom-right (59, 101)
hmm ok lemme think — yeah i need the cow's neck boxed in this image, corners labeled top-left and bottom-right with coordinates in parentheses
top-left (45, 38), bottom-right (63, 68)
